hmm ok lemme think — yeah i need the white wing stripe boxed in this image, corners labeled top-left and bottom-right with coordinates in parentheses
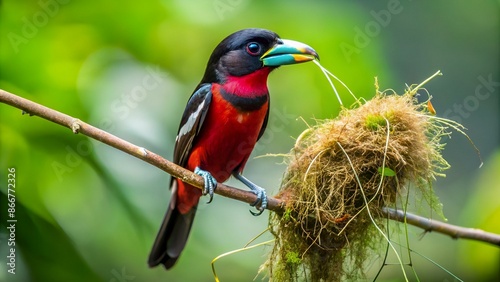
top-left (176, 100), bottom-right (206, 141)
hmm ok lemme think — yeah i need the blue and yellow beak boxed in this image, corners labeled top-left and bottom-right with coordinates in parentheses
top-left (261, 39), bottom-right (319, 67)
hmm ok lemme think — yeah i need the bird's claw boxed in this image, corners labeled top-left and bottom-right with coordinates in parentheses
top-left (232, 172), bottom-right (268, 216)
top-left (249, 186), bottom-right (267, 216)
top-left (194, 167), bottom-right (217, 204)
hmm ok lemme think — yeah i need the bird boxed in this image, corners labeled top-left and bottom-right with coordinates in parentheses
top-left (148, 28), bottom-right (318, 269)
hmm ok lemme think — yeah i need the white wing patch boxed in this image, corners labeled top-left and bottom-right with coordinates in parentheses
top-left (176, 99), bottom-right (206, 141)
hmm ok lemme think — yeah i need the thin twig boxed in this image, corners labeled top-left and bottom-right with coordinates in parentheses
top-left (383, 207), bottom-right (500, 247)
top-left (1, 88), bottom-right (499, 247)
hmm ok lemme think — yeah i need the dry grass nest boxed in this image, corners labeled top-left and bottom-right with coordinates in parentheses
top-left (263, 87), bottom-right (454, 281)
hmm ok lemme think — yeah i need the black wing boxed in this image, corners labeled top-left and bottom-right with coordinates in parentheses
top-left (257, 98), bottom-right (270, 141)
top-left (172, 83), bottom-right (212, 174)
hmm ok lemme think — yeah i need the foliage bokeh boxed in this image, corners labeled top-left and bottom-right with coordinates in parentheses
top-left (0, 1), bottom-right (498, 281)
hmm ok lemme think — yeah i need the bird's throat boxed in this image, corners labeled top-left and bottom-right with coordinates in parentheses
top-left (221, 67), bottom-right (271, 98)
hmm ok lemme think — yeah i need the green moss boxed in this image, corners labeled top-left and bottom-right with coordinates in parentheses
top-left (364, 114), bottom-right (386, 130)
top-left (364, 111), bottom-right (397, 131)
top-left (286, 251), bottom-right (302, 265)
top-left (282, 208), bottom-right (292, 222)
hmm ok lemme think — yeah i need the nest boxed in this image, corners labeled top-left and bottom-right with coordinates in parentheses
top-left (264, 89), bottom-right (451, 281)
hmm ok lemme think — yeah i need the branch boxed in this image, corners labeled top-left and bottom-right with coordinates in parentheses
top-left (1, 88), bottom-right (499, 247)
top-left (0, 89), bottom-right (282, 212)
top-left (383, 207), bottom-right (500, 246)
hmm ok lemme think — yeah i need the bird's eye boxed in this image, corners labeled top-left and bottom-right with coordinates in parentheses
top-left (246, 42), bottom-right (261, 56)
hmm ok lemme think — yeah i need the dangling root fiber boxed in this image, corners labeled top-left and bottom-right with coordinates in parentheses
top-left (263, 81), bottom-right (453, 281)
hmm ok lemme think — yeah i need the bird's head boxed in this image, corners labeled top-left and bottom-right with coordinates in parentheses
top-left (201, 28), bottom-right (318, 89)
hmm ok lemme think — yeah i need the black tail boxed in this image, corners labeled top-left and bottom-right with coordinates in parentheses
top-left (148, 185), bottom-right (197, 269)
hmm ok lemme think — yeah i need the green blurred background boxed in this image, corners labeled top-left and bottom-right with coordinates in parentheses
top-left (0, 0), bottom-right (498, 281)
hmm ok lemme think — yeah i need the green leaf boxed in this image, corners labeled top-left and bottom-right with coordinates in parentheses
top-left (378, 166), bottom-right (396, 177)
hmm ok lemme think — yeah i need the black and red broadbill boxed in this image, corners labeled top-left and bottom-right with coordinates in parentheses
top-left (148, 28), bottom-right (318, 269)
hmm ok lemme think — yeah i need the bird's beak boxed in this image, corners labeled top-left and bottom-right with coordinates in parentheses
top-left (261, 39), bottom-right (319, 67)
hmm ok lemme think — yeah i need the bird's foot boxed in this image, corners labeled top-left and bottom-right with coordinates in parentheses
top-left (249, 185), bottom-right (267, 216)
top-left (232, 172), bottom-right (267, 216)
top-left (194, 167), bottom-right (217, 204)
